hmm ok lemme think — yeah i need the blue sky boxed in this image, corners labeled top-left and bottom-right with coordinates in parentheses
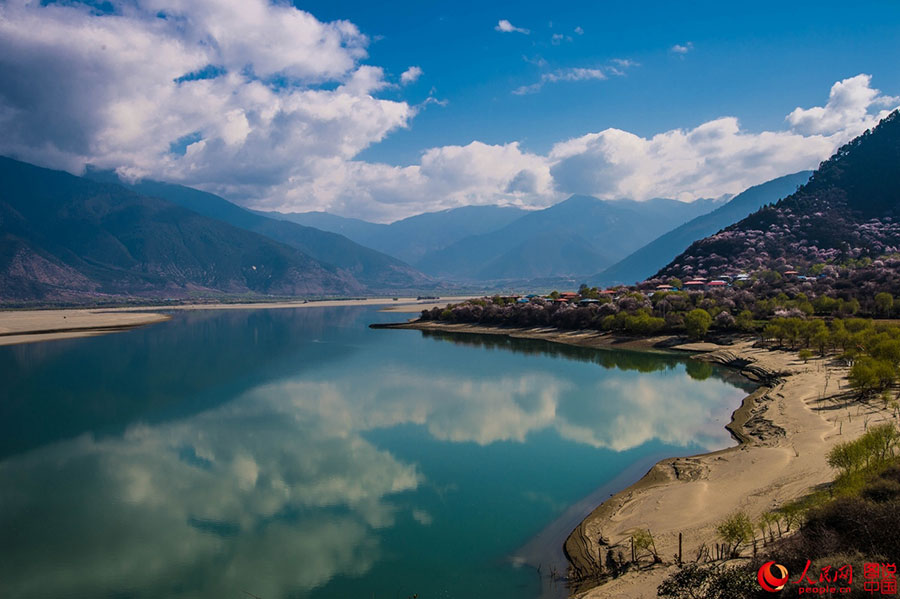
top-left (307, 0), bottom-right (900, 163)
top-left (0, 0), bottom-right (898, 221)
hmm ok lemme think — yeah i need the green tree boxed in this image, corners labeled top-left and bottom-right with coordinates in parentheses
top-left (759, 270), bottom-right (783, 283)
top-left (876, 292), bottom-right (895, 317)
top-left (684, 309), bottom-right (712, 340)
top-left (631, 528), bottom-right (661, 563)
top-left (849, 357), bottom-right (880, 396)
top-left (827, 440), bottom-right (866, 474)
top-left (716, 512), bottom-right (754, 558)
top-left (735, 310), bottom-right (755, 332)
top-left (841, 298), bottom-right (861, 316)
top-left (623, 311), bottom-right (665, 335)
top-left (812, 330), bottom-right (830, 356)
top-left (800, 319), bottom-right (827, 347)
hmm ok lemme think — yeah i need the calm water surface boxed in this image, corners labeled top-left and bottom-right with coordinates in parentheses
top-left (0, 306), bottom-right (753, 599)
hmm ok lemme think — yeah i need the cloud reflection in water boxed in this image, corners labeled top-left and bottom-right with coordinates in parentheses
top-left (0, 323), bottom-right (749, 598)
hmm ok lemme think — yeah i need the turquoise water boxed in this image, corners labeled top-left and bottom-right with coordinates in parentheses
top-left (0, 306), bottom-right (753, 599)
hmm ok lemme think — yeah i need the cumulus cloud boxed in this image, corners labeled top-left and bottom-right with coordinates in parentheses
top-left (495, 19), bottom-right (530, 34)
top-left (400, 65), bottom-right (423, 85)
top-left (0, 0), bottom-right (412, 201)
top-left (548, 74), bottom-right (898, 202)
top-left (786, 73), bottom-right (899, 136)
top-left (671, 42), bottom-right (694, 54)
top-left (0, 5), bottom-right (896, 223)
top-left (264, 140), bottom-right (556, 222)
top-left (549, 117), bottom-right (834, 200)
top-left (574, 26), bottom-right (584, 35)
top-left (316, 74), bottom-right (894, 220)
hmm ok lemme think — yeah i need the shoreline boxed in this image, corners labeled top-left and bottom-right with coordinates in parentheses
top-left (0, 309), bottom-right (173, 346)
top-left (0, 297), bottom-right (472, 346)
top-left (376, 320), bottom-right (885, 599)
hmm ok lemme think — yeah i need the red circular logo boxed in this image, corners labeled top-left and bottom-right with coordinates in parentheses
top-left (758, 561), bottom-right (789, 592)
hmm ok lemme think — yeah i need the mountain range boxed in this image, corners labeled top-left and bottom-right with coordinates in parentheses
top-left (657, 109), bottom-right (900, 280)
top-left (84, 173), bottom-right (432, 292)
top-left (267, 196), bottom-right (724, 282)
top-left (0, 157), bottom-right (364, 302)
top-left (413, 196), bottom-right (724, 281)
top-left (595, 170), bottom-right (813, 285)
top-left (267, 205), bottom-right (528, 265)
top-left (2, 133), bottom-right (858, 305)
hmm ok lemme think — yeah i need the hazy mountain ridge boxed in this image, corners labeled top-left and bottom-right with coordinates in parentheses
top-left (597, 171), bottom-right (813, 285)
top-left (264, 205), bottom-right (529, 265)
top-left (657, 110), bottom-right (900, 279)
top-left (86, 175), bottom-right (432, 292)
top-left (0, 157), bottom-right (361, 302)
top-left (416, 195), bottom-right (723, 281)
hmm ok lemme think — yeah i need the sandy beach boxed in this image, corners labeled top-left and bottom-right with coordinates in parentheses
top-left (0, 309), bottom-right (173, 346)
top-left (0, 297), bottom-right (473, 346)
top-left (378, 321), bottom-right (887, 599)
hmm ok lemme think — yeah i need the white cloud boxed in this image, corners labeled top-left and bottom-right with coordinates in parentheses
top-left (513, 64), bottom-right (631, 95)
top-left (786, 73), bottom-right (899, 136)
top-left (574, 26), bottom-right (584, 35)
top-left (611, 58), bottom-right (640, 69)
top-left (0, 6), bottom-right (896, 224)
top-left (311, 74), bottom-right (897, 221)
top-left (400, 65), bottom-right (423, 85)
top-left (671, 42), bottom-right (694, 54)
top-left (548, 75), bottom-right (899, 202)
top-left (495, 19), bottom-right (530, 34)
top-left (550, 117), bottom-right (829, 201)
top-left (261, 141), bottom-right (556, 222)
top-left (523, 54), bottom-right (548, 67)
top-left (0, 0), bottom-right (412, 200)
top-left (545, 68), bottom-right (608, 83)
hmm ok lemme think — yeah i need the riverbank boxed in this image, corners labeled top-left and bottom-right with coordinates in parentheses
top-left (0, 296), bottom-right (478, 345)
top-left (0, 297), bottom-right (473, 346)
top-left (0, 309), bottom-right (173, 346)
top-left (376, 320), bottom-right (885, 598)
